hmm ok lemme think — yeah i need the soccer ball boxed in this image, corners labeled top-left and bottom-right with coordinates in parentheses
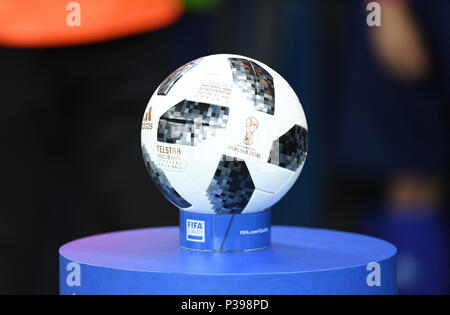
top-left (141, 54), bottom-right (308, 214)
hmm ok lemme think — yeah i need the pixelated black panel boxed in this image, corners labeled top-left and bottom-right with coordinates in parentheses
top-left (142, 145), bottom-right (192, 209)
top-left (207, 155), bottom-right (255, 214)
top-left (252, 62), bottom-right (275, 115)
top-left (268, 125), bottom-right (308, 172)
top-left (158, 100), bottom-right (229, 146)
top-left (228, 58), bottom-right (257, 102)
top-left (228, 57), bottom-right (275, 115)
top-left (157, 58), bottom-right (202, 96)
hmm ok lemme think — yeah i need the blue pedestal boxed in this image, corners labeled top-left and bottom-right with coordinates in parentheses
top-left (59, 226), bottom-right (397, 295)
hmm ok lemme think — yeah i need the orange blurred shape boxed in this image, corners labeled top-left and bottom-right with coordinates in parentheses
top-left (0, 0), bottom-right (184, 47)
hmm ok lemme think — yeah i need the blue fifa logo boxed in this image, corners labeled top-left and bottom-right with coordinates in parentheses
top-left (186, 219), bottom-right (205, 242)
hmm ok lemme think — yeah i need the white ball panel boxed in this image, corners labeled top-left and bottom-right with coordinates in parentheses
top-left (184, 140), bottom-right (226, 191)
top-left (245, 160), bottom-right (293, 193)
top-left (273, 162), bottom-right (305, 204)
top-left (242, 189), bottom-right (274, 214)
top-left (164, 170), bottom-right (214, 213)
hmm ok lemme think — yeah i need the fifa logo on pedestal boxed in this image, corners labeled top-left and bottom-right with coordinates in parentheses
top-left (186, 219), bottom-right (205, 242)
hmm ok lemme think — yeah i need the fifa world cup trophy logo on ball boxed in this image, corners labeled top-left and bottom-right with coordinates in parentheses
top-left (243, 117), bottom-right (259, 145)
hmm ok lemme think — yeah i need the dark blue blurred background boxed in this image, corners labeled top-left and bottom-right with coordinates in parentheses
top-left (0, 0), bottom-right (448, 294)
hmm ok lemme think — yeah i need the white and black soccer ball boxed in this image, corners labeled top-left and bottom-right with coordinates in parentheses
top-left (141, 54), bottom-right (308, 214)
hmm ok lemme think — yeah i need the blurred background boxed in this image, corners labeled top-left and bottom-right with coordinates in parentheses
top-left (0, 0), bottom-right (448, 294)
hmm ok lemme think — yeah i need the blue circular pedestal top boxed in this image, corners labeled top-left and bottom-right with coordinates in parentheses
top-left (59, 226), bottom-right (397, 294)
